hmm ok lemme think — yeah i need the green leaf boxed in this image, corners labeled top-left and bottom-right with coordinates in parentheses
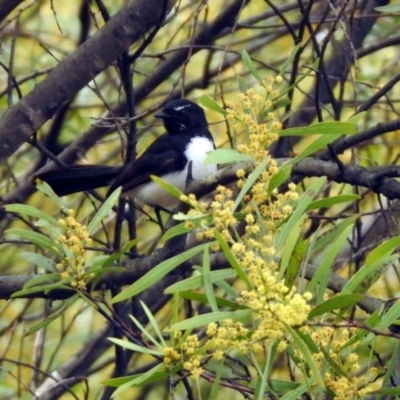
top-left (6, 228), bottom-right (61, 256)
top-left (286, 134), bottom-right (342, 166)
top-left (237, 75), bottom-right (247, 92)
top-left (375, 4), bottom-right (400, 12)
top-left (19, 252), bottom-right (55, 272)
top-left (308, 294), bottom-right (364, 319)
top-left (232, 159), bottom-right (268, 212)
top-left (369, 388), bottom-right (400, 396)
top-left (87, 187), bottom-right (121, 235)
top-left (108, 364), bottom-right (180, 397)
top-left (35, 179), bottom-right (63, 208)
top-left (241, 50), bottom-right (263, 82)
top-left (99, 238), bottom-right (140, 270)
top-left (4, 204), bottom-right (60, 227)
top-left (199, 95), bottom-right (227, 115)
top-left (269, 380), bottom-right (301, 392)
top-left (12, 282), bottom-right (73, 298)
top-left (108, 338), bottom-right (161, 356)
top-left (279, 44), bottom-right (301, 75)
top-left (204, 148), bottom-right (254, 165)
top-left (341, 253), bottom-right (399, 295)
top-left (129, 313), bottom-right (163, 349)
top-left (150, 175), bottom-right (183, 200)
top-left (285, 238), bottom-right (308, 290)
top-left (347, 111), bottom-right (366, 124)
top-left (254, 346), bottom-right (273, 400)
top-left (139, 301), bottom-right (166, 347)
top-left (202, 246), bottom-right (219, 313)
top-left (377, 340), bottom-right (400, 395)
top-left (312, 215), bottom-right (358, 252)
top-left (376, 301), bottom-right (400, 331)
top-left (366, 235), bottom-right (400, 266)
top-left (215, 231), bottom-right (252, 289)
top-left (209, 361), bottom-right (224, 400)
top-left (286, 326), bottom-right (325, 390)
top-left (308, 218), bottom-right (356, 299)
top-left (280, 383), bottom-right (310, 400)
top-left (161, 221), bottom-right (192, 242)
top-left (24, 295), bottom-right (79, 335)
top-left (165, 269), bottom-right (236, 293)
top-left (268, 165), bottom-right (291, 194)
top-left (177, 291), bottom-right (245, 310)
top-left (112, 243), bottom-right (209, 302)
top-left (280, 121), bottom-right (357, 136)
top-left (167, 309), bottom-right (253, 332)
top-left (306, 194), bottom-right (361, 211)
top-left (276, 177), bottom-right (325, 250)
top-left (278, 214), bottom-right (306, 280)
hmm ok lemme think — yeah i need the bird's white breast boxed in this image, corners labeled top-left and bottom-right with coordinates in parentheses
top-left (130, 137), bottom-right (216, 210)
top-left (184, 136), bottom-right (216, 181)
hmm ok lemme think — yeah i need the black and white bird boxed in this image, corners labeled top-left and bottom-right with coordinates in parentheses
top-left (35, 99), bottom-right (217, 214)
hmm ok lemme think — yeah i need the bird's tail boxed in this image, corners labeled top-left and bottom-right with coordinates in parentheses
top-left (34, 165), bottom-right (123, 197)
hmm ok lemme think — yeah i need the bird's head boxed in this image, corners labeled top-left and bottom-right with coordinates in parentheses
top-left (155, 99), bottom-right (208, 134)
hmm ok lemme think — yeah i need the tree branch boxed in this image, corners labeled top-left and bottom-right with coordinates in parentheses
top-left (0, 0), bottom-right (176, 162)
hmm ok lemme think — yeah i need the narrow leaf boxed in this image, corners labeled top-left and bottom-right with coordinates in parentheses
top-left (35, 179), bottom-right (63, 208)
top-left (87, 187), bottom-right (121, 235)
top-left (285, 135), bottom-right (342, 166)
top-left (165, 269), bottom-right (236, 293)
top-left (268, 166), bottom-right (291, 194)
top-left (308, 294), bottom-right (364, 319)
top-left (177, 291), bottom-right (245, 310)
top-left (202, 246), bottom-right (219, 313)
top-left (108, 338), bottom-right (161, 356)
top-left (4, 204), bottom-right (60, 227)
top-left (366, 235), bottom-right (400, 266)
top-left (306, 194), bottom-right (361, 211)
top-left (6, 228), bottom-right (61, 256)
top-left (286, 326), bottom-right (325, 390)
top-left (112, 243), bottom-right (209, 302)
top-left (276, 177), bottom-right (325, 250)
top-left (215, 231), bottom-right (252, 289)
top-left (232, 159), bottom-right (268, 212)
top-left (241, 50), bottom-right (262, 82)
top-left (167, 309), bottom-right (253, 332)
top-left (199, 95), bottom-right (227, 115)
top-left (280, 121), bottom-right (356, 136)
top-left (341, 253), bottom-right (399, 295)
top-left (204, 148), bottom-right (254, 165)
top-left (19, 252), bottom-right (55, 272)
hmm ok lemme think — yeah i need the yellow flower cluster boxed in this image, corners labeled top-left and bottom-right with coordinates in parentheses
top-left (163, 334), bottom-right (203, 379)
top-left (194, 185), bottom-right (237, 243)
top-left (205, 276), bottom-right (311, 355)
top-left (198, 81), bottom-right (311, 360)
top-left (227, 81), bottom-right (282, 159)
top-left (230, 87), bottom-right (298, 231)
top-left (206, 319), bottom-right (253, 355)
top-left (55, 209), bottom-right (92, 289)
top-left (307, 327), bottom-right (377, 399)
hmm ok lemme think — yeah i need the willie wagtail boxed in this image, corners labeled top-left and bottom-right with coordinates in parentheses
top-left (35, 99), bottom-right (217, 213)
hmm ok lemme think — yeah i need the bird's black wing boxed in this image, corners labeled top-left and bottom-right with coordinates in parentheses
top-left (35, 165), bottom-right (123, 196)
top-left (107, 134), bottom-right (184, 196)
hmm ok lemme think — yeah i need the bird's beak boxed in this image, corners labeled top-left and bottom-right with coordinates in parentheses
top-left (154, 111), bottom-right (170, 119)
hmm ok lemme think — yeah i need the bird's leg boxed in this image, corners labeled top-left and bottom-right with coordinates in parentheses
top-left (154, 205), bottom-right (174, 233)
top-left (185, 160), bottom-right (194, 187)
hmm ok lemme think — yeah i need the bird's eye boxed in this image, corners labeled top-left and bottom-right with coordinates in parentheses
top-left (172, 105), bottom-right (190, 115)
